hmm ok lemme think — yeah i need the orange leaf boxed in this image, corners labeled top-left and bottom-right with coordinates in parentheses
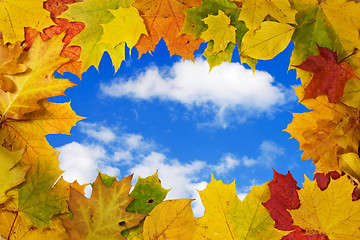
top-left (133, 0), bottom-right (203, 60)
top-left (294, 45), bottom-right (359, 103)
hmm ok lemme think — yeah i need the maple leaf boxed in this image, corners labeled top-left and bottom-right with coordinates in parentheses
top-left (314, 171), bottom-right (341, 191)
top-left (0, 39), bottom-right (27, 93)
top-left (201, 10), bottom-right (236, 53)
top-left (284, 95), bottom-right (360, 174)
top-left (238, 0), bottom-right (297, 31)
top-left (0, 100), bottom-right (84, 164)
top-left (62, 174), bottom-right (146, 240)
top-left (294, 45), bottom-right (360, 103)
top-left (204, 41), bottom-right (236, 69)
top-left (123, 172), bottom-right (169, 239)
top-left (100, 6), bottom-right (147, 50)
top-left (240, 21), bottom-right (295, 60)
top-left (0, 34), bottom-right (75, 120)
top-left (193, 175), bottom-right (288, 239)
top-left (289, 0), bottom-right (360, 68)
top-left (339, 153), bottom-right (360, 184)
top-left (60, 0), bottom-right (130, 72)
top-left (290, 175), bottom-right (360, 239)
top-left (0, 146), bottom-right (30, 205)
top-left (0, 0), bottom-right (54, 44)
top-left (342, 77), bottom-right (360, 110)
top-left (133, 0), bottom-right (203, 61)
top-left (142, 199), bottom-right (194, 240)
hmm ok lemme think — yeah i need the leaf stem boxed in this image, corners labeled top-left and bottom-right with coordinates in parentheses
top-left (7, 212), bottom-right (18, 240)
top-left (338, 48), bottom-right (358, 63)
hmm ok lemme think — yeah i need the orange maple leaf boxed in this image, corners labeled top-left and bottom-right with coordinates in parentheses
top-left (294, 45), bottom-right (359, 103)
top-left (133, 0), bottom-right (203, 60)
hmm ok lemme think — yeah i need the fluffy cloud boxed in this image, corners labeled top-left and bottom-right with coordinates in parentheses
top-left (78, 122), bottom-right (116, 143)
top-left (212, 153), bottom-right (240, 174)
top-left (241, 140), bottom-right (285, 168)
top-left (101, 58), bottom-right (292, 127)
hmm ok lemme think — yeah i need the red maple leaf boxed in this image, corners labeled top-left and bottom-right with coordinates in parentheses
top-left (294, 45), bottom-right (359, 103)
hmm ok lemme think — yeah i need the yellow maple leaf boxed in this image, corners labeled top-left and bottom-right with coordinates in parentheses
top-left (240, 21), bottom-right (295, 60)
top-left (0, 0), bottom-right (54, 44)
top-left (100, 6), bottom-right (147, 49)
top-left (0, 100), bottom-right (84, 164)
top-left (0, 146), bottom-right (30, 204)
top-left (239, 0), bottom-right (297, 30)
top-left (290, 175), bottom-right (360, 239)
top-left (62, 174), bottom-right (146, 240)
top-left (284, 95), bottom-right (360, 174)
top-left (0, 34), bottom-right (75, 120)
top-left (143, 199), bottom-right (194, 240)
top-left (0, 39), bottom-right (27, 92)
top-left (201, 10), bottom-right (236, 53)
top-left (193, 175), bottom-right (288, 239)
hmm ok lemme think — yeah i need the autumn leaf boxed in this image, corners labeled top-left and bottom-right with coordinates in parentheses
top-left (0, 100), bottom-right (84, 164)
top-left (142, 199), bottom-right (194, 240)
top-left (290, 175), bottom-right (360, 239)
top-left (133, 0), bottom-right (203, 61)
top-left (284, 95), bottom-right (360, 174)
top-left (240, 21), bottom-right (295, 60)
top-left (193, 175), bottom-right (288, 239)
top-left (289, 0), bottom-right (360, 68)
top-left (0, 34), bottom-right (75, 119)
top-left (0, 0), bottom-right (54, 43)
top-left (339, 153), bottom-right (360, 184)
top-left (314, 171), bottom-right (340, 191)
top-left (123, 172), bottom-right (169, 239)
top-left (238, 0), bottom-right (297, 30)
top-left (62, 174), bottom-right (146, 240)
top-left (0, 146), bottom-right (30, 205)
top-left (201, 10), bottom-right (236, 53)
top-left (100, 6), bottom-right (147, 50)
top-left (60, 0), bottom-right (128, 72)
top-left (0, 39), bottom-right (27, 92)
top-left (294, 45), bottom-right (360, 103)
top-left (204, 41), bottom-right (236, 70)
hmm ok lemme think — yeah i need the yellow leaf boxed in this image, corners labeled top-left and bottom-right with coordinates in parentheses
top-left (241, 21), bottom-right (295, 60)
top-left (100, 6), bottom-right (147, 49)
top-left (284, 96), bottom-right (360, 174)
top-left (201, 10), bottom-right (236, 53)
top-left (143, 199), bottom-right (194, 240)
top-left (0, 146), bottom-right (30, 204)
top-left (193, 175), bottom-right (288, 239)
top-left (0, 0), bottom-right (54, 43)
top-left (0, 100), bottom-right (85, 164)
top-left (239, 0), bottom-right (297, 30)
top-left (290, 175), bottom-right (360, 239)
top-left (339, 153), bottom-right (360, 184)
top-left (62, 174), bottom-right (146, 240)
top-left (0, 34), bottom-right (74, 119)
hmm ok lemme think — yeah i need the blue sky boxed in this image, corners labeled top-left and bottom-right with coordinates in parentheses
top-left (48, 41), bottom-right (314, 216)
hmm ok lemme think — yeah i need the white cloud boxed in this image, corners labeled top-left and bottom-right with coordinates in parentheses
top-left (212, 153), bottom-right (240, 174)
top-left (78, 122), bottom-right (116, 143)
top-left (101, 58), bottom-right (292, 127)
top-left (58, 142), bottom-right (120, 184)
top-left (241, 140), bottom-right (285, 168)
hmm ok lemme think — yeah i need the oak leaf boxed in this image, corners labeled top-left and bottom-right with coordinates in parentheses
top-left (133, 0), bottom-right (203, 61)
top-left (201, 10), bottom-right (236, 53)
top-left (284, 96), bottom-right (360, 174)
top-left (142, 199), bottom-right (194, 240)
top-left (294, 45), bottom-right (359, 103)
top-left (62, 174), bottom-right (146, 240)
top-left (0, 146), bottom-right (30, 205)
top-left (0, 34), bottom-right (75, 119)
top-left (290, 175), bottom-right (360, 239)
top-left (238, 0), bottom-right (297, 30)
top-left (193, 175), bottom-right (288, 239)
top-left (0, 0), bottom-right (54, 43)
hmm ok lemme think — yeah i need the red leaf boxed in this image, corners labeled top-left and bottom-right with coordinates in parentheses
top-left (294, 45), bottom-right (359, 103)
top-left (314, 171), bottom-right (341, 191)
top-left (263, 170), bottom-right (300, 231)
